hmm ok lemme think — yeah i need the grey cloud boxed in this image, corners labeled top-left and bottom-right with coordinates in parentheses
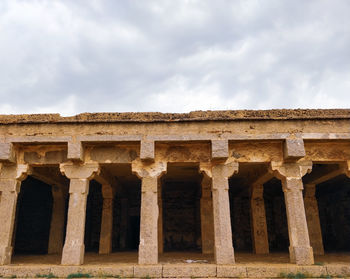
top-left (0, 0), bottom-right (349, 115)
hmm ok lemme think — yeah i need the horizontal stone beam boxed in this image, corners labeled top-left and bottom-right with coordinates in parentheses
top-left (251, 171), bottom-right (274, 187)
top-left (94, 168), bottom-right (117, 186)
top-left (304, 167), bottom-right (343, 185)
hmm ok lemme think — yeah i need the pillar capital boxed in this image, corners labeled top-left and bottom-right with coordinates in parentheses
top-left (132, 159), bottom-right (166, 179)
top-left (0, 163), bottom-right (31, 184)
top-left (60, 162), bottom-right (100, 180)
top-left (270, 161), bottom-right (312, 180)
top-left (200, 161), bottom-right (238, 179)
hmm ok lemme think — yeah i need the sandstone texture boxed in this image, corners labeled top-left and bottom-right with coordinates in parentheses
top-left (0, 109), bottom-right (349, 278)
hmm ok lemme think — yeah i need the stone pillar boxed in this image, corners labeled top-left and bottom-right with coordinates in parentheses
top-left (60, 162), bottom-right (100, 265)
top-left (48, 185), bottom-right (68, 254)
top-left (119, 198), bottom-right (128, 249)
top-left (304, 183), bottom-right (324, 255)
top-left (200, 161), bottom-right (238, 264)
top-left (250, 184), bottom-right (269, 254)
top-left (0, 164), bottom-right (31, 265)
top-left (132, 160), bottom-right (166, 264)
top-left (158, 183), bottom-right (164, 254)
top-left (270, 161), bottom-right (314, 265)
top-left (200, 175), bottom-right (214, 254)
top-left (99, 184), bottom-right (115, 254)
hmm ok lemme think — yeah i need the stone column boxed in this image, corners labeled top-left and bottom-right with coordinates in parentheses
top-left (0, 164), bottom-right (31, 265)
top-left (158, 183), bottom-right (164, 254)
top-left (200, 175), bottom-right (214, 254)
top-left (119, 198), bottom-right (128, 249)
top-left (304, 183), bottom-right (324, 255)
top-left (270, 161), bottom-right (314, 265)
top-left (99, 184), bottom-right (115, 254)
top-left (200, 161), bottom-right (238, 264)
top-left (48, 185), bottom-right (68, 254)
top-left (132, 160), bottom-right (166, 264)
top-left (250, 184), bottom-right (269, 254)
top-left (60, 162), bottom-right (100, 265)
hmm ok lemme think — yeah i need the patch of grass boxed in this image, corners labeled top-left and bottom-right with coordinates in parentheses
top-left (142, 275), bottom-right (151, 279)
top-left (67, 273), bottom-right (92, 278)
top-left (36, 273), bottom-right (57, 278)
top-left (96, 273), bottom-right (121, 278)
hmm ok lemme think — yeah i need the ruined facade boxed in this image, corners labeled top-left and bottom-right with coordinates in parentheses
top-left (0, 109), bottom-right (349, 276)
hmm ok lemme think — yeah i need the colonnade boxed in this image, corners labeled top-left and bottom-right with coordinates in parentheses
top-left (0, 159), bottom-right (349, 266)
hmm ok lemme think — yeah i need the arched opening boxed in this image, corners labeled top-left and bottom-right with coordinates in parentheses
top-left (11, 166), bottom-right (69, 264)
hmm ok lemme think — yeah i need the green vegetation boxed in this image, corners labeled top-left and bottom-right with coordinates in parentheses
top-left (67, 272), bottom-right (92, 278)
top-left (279, 272), bottom-right (308, 278)
top-left (36, 272), bottom-right (58, 278)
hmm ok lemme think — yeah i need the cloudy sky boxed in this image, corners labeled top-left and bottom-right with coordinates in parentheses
top-left (0, 0), bottom-right (349, 115)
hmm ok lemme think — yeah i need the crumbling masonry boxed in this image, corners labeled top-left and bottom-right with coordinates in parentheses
top-left (0, 110), bottom-right (349, 276)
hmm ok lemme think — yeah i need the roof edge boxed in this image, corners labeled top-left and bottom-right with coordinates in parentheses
top-left (0, 109), bottom-right (350, 124)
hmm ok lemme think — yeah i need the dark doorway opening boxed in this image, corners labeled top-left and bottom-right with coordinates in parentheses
top-left (14, 176), bottom-right (53, 254)
top-left (317, 175), bottom-right (350, 252)
top-left (264, 178), bottom-right (289, 252)
top-left (162, 163), bottom-right (202, 252)
top-left (85, 180), bottom-right (103, 252)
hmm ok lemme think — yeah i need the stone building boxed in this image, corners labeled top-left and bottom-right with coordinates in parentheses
top-left (0, 110), bottom-right (349, 273)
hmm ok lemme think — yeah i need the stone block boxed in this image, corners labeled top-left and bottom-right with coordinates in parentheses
top-left (82, 265), bottom-right (134, 278)
top-left (134, 264), bottom-right (162, 277)
top-left (162, 264), bottom-right (216, 277)
top-left (0, 266), bottom-right (51, 278)
top-left (217, 265), bottom-right (247, 277)
top-left (49, 266), bottom-right (82, 278)
top-left (211, 139), bottom-right (229, 160)
top-left (247, 266), bottom-right (299, 278)
top-left (0, 142), bottom-right (15, 163)
top-left (326, 265), bottom-right (350, 277)
top-left (67, 141), bottom-right (84, 161)
top-left (140, 140), bottom-right (155, 161)
top-left (284, 138), bottom-right (306, 161)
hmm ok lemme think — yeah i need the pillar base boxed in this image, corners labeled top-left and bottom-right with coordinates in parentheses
top-left (289, 246), bottom-right (314, 265)
top-left (0, 245), bottom-right (13, 265)
top-left (61, 244), bottom-right (85, 265)
top-left (215, 245), bottom-right (235, 265)
top-left (138, 244), bottom-right (158, 264)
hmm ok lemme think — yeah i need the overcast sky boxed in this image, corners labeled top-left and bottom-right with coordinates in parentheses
top-left (0, 0), bottom-right (349, 115)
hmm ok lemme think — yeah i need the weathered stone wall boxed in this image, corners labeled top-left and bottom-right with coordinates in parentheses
top-left (229, 195), bottom-right (253, 252)
top-left (163, 181), bottom-right (201, 251)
